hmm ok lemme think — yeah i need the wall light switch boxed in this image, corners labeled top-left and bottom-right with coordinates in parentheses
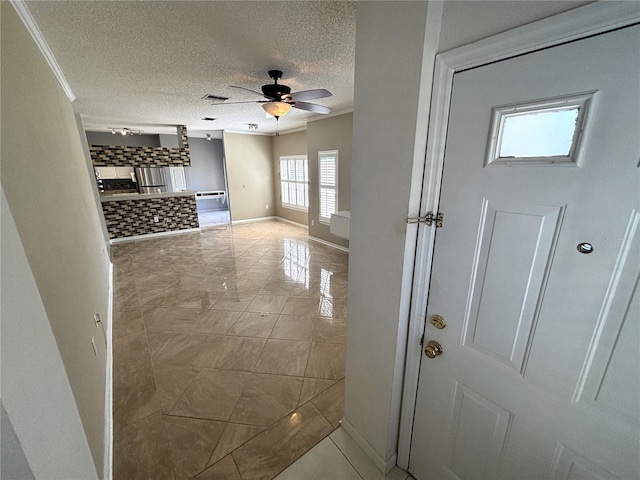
top-left (154, 216), bottom-right (160, 223)
top-left (265, 204), bottom-right (269, 210)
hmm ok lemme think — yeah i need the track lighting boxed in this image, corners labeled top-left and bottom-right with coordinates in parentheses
top-left (108, 127), bottom-right (142, 136)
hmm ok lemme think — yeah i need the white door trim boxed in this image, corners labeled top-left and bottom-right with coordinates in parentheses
top-left (397, 1), bottom-right (640, 469)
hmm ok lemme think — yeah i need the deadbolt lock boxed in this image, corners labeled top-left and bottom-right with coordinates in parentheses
top-left (424, 340), bottom-right (443, 359)
top-left (429, 315), bottom-right (446, 329)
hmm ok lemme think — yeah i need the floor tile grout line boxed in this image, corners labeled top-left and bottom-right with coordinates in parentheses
top-left (138, 288), bottom-right (178, 480)
top-left (200, 422), bottom-right (229, 473)
top-left (211, 385), bottom-right (342, 478)
top-left (114, 267), bottom-right (166, 431)
top-left (229, 450), bottom-right (244, 480)
top-left (151, 361), bottom-right (343, 382)
top-left (328, 434), bottom-right (367, 480)
top-left (162, 367), bottom-right (203, 417)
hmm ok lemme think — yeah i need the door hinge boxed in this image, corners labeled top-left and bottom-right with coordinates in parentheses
top-left (407, 211), bottom-right (444, 228)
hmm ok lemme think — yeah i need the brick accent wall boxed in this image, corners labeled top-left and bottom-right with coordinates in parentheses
top-left (90, 125), bottom-right (191, 167)
top-left (102, 195), bottom-right (199, 239)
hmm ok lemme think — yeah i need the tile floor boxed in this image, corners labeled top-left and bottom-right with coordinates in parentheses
top-left (198, 209), bottom-right (230, 227)
top-left (111, 220), bottom-right (349, 479)
top-left (275, 428), bottom-right (415, 480)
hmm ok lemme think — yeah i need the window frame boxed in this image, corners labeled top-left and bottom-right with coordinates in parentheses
top-left (318, 150), bottom-right (339, 225)
top-left (485, 91), bottom-right (596, 167)
top-left (279, 155), bottom-right (309, 212)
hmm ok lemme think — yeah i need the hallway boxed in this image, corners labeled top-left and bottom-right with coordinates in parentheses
top-left (112, 220), bottom-right (347, 479)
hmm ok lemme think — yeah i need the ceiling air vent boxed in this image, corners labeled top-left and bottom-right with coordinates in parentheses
top-left (201, 117), bottom-right (217, 122)
top-left (202, 94), bottom-right (229, 103)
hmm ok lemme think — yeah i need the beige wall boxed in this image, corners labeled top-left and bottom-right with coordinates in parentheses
top-left (1, 4), bottom-right (110, 476)
top-left (1, 189), bottom-right (98, 479)
top-left (307, 113), bottom-right (353, 248)
top-left (272, 130), bottom-right (309, 225)
top-left (223, 132), bottom-right (275, 221)
top-left (346, 2), bottom-right (430, 467)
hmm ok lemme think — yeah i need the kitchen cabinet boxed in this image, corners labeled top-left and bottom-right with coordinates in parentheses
top-left (115, 167), bottom-right (135, 180)
top-left (95, 166), bottom-right (116, 179)
top-left (95, 166), bottom-right (134, 179)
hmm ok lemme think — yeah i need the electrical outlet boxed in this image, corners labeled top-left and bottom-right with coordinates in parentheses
top-left (154, 216), bottom-right (160, 223)
top-left (311, 219), bottom-right (315, 226)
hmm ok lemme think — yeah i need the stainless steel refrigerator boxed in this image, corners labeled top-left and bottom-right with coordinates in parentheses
top-left (135, 167), bottom-right (167, 194)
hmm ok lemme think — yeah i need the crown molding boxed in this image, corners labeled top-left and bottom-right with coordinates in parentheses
top-left (223, 129), bottom-right (273, 137)
top-left (278, 126), bottom-right (307, 135)
top-left (10, 0), bottom-right (76, 102)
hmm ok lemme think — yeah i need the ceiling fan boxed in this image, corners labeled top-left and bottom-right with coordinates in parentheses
top-left (218, 70), bottom-right (333, 117)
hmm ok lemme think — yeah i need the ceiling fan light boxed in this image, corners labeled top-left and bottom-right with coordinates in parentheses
top-left (262, 102), bottom-right (292, 118)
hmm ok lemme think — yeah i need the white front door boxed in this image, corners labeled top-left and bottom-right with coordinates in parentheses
top-left (409, 25), bottom-right (639, 480)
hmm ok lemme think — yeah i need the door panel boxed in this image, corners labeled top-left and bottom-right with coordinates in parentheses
top-left (594, 278), bottom-right (639, 418)
top-left (577, 211), bottom-right (640, 422)
top-left (553, 446), bottom-right (615, 480)
top-left (448, 382), bottom-right (512, 480)
top-left (409, 26), bottom-right (640, 480)
top-left (463, 200), bottom-right (562, 372)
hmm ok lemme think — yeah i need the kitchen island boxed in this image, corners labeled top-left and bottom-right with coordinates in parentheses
top-left (100, 190), bottom-right (199, 241)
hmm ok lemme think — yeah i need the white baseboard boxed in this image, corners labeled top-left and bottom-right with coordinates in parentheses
top-left (109, 227), bottom-right (200, 244)
top-left (339, 418), bottom-right (396, 474)
top-left (231, 216), bottom-right (276, 225)
top-left (276, 216), bottom-right (308, 229)
top-left (308, 235), bottom-right (349, 253)
top-left (104, 262), bottom-right (114, 480)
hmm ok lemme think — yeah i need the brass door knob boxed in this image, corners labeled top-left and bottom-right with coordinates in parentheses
top-left (424, 340), bottom-right (443, 359)
top-left (429, 315), bottom-right (446, 329)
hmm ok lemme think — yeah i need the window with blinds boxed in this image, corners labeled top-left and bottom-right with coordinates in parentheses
top-left (318, 150), bottom-right (338, 224)
top-left (280, 155), bottom-right (309, 211)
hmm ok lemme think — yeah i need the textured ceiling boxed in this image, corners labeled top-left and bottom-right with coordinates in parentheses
top-left (25, 1), bottom-right (356, 137)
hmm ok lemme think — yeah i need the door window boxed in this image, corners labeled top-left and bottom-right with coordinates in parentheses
top-left (486, 92), bottom-right (595, 166)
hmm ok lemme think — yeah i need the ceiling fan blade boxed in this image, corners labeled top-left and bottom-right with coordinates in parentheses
top-left (229, 85), bottom-right (266, 97)
top-left (211, 100), bottom-right (268, 105)
top-left (292, 101), bottom-right (332, 114)
top-left (288, 89), bottom-right (332, 101)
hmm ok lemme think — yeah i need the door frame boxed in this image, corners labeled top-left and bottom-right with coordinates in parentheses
top-left (397, 2), bottom-right (640, 470)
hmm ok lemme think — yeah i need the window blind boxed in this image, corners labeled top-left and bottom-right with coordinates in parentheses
top-left (280, 155), bottom-right (308, 210)
top-left (318, 151), bottom-right (338, 224)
